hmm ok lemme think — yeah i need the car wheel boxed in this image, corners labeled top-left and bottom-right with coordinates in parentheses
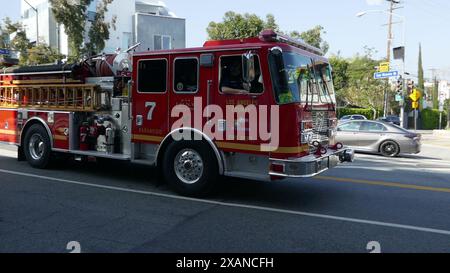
top-left (380, 141), bottom-right (400, 157)
top-left (23, 124), bottom-right (52, 169)
top-left (163, 140), bottom-right (219, 197)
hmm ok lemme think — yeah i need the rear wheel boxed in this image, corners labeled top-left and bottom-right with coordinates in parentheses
top-left (163, 141), bottom-right (218, 197)
top-left (23, 124), bottom-right (52, 169)
top-left (380, 141), bottom-right (400, 157)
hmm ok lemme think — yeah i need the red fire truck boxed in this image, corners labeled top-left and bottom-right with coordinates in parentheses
top-left (0, 30), bottom-right (353, 196)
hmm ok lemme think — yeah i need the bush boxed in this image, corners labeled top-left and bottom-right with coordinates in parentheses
top-left (421, 108), bottom-right (448, 130)
top-left (337, 108), bottom-right (383, 120)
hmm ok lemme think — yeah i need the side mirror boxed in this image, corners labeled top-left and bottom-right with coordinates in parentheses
top-left (242, 52), bottom-right (256, 88)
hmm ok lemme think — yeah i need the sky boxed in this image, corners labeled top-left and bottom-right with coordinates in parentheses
top-left (1, 0), bottom-right (450, 80)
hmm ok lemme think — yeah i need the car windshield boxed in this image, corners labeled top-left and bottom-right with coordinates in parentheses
top-left (269, 50), bottom-right (336, 105)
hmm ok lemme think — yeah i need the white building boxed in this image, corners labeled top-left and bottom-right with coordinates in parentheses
top-left (20, 0), bottom-right (185, 56)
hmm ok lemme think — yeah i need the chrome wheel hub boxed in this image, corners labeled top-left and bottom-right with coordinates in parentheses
top-left (29, 134), bottom-right (45, 160)
top-left (174, 149), bottom-right (204, 184)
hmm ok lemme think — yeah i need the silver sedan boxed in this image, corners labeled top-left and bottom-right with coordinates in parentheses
top-left (335, 120), bottom-right (422, 157)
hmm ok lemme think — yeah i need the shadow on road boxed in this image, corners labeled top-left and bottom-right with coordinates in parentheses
top-left (39, 157), bottom-right (333, 211)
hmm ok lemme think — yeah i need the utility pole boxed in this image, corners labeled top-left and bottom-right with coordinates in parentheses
top-left (383, 0), bottom-right (397, 117)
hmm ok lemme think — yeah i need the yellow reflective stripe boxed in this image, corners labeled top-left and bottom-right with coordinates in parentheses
top-left (0, 129), bottom-right (16, 136)
top-left (54, 135), bottom-right (68, 141)
top-left (131, 134), bottom-right (308, 154)
top-left (216, 141), bottom-right (308, 154)
top-left (132, 134), bottom-right (164, 142)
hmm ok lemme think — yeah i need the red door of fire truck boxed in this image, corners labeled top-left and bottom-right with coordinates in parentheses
top-left (210, 50), bottom-right (271, 153)
top-left (132, 55), bottom-right (170, 144)
top-left (168, 54), bottom-right (212, 136)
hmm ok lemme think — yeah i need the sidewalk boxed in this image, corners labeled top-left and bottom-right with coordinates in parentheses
top-left (421, 130), bottom-right (450, 150)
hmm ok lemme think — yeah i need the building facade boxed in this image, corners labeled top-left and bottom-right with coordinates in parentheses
top-left (20, 0), bottom-right (185, 56)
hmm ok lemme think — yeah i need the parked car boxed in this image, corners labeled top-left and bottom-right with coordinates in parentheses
top-left (378, 115), bottom-right (401, 126)
top-left (339, 115), bottom-right (368, 122)
top-left (336, 120), bottom-right (421, 157)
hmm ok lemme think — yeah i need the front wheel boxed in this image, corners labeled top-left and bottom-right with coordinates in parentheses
top-left (380, 141), bottom-right (400, 157)
top-left (23, 124), bottom-right (52, 169)
top-left (162, 141), bottom-right (219, 197)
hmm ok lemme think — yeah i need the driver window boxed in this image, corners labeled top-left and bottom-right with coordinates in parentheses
top-left (220, 55), bottom-right (263, 94)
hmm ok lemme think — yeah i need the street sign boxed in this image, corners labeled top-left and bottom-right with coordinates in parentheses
top-left (379, 62), bottom-right (390, 73)
top-left (0, 48), bottom-right (10, 55)
top-left (409, 89), bottom-right (421, 102)
top-left (412, 101), bottom-right (419, 109)
top-left (374, 71), bottom-right (399, 79)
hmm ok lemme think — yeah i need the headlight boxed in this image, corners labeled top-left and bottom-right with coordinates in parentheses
top-left (301, 130), bottom-right (314, 144)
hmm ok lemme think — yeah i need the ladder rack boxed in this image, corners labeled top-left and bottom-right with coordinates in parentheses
top-left (0, 84), bottom-right (105, 112)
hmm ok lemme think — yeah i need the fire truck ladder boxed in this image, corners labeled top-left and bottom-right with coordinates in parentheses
top-left (0, 84), bottom-right (104, 111)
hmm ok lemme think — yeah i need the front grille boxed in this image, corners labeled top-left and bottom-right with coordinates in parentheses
top-left (312, 111), bottom-right (330, 136)
top-left (310, 111), bottom-right (330, 152)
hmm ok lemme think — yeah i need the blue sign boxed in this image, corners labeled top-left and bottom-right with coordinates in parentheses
top-left (0, 48), bottom-right (10, 55)
top-left (374, 71), bottom-right (399, 79)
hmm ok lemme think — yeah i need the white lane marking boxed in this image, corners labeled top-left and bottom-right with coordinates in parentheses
top-left (1, 168), bottom-right (450, 237)
top-left (337, 165), bottom-right (450, 174)
top-left (356, 154), bottom-right (450, 164)
top-left (355, 155), bottom-right (450, 168)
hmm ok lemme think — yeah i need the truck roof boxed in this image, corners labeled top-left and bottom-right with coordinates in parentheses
top-left (132, 30), bottom-right (326, 59)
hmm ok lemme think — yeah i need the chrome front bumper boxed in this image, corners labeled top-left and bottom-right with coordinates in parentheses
top-left (269, 148), bottom-right (354, 178)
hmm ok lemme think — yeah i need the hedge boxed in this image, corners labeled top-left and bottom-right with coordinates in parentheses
top-left (337, 108), bottom-right (383, 120)
top-left (421, 108), bottom-right (448, 130)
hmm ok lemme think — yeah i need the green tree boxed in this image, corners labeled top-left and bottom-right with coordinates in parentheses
top-left (418, 44), bottom-right (425, 92)
top-left (86, 0), bottom-right (117, 55)
top-left (289, 26), bottom-right (329, 54)
top-left (1, 18), bottom-right (31, 65)
top-left (207, 12), bottom-right (329, 54)
top-left (207, 11), bottom-right (279, 40)
top-left (432, 77), bottom-right (439, 109)
top-left (50, 0), bottom-right (115, 61)
top-left (328, 53), bottom-right (349, 105)
top-left (27, 43), bottom-right (64, 65)
top-left (334, 47), bottom-right (385, 118)
top-left (417, 43), bottom-right (425, 110)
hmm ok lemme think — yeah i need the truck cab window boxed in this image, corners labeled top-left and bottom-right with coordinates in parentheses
top-left (138, 59), bottom-right (167, 93)
top-left (174, 58), bottom-right (198, 93)
top-left (220, 55), bottom-right (263, 94)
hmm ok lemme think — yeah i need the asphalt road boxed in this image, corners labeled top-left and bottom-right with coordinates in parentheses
top-left (1, 143), bottom-right (450, 253)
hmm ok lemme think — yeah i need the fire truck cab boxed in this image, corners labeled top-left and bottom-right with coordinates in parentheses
top-left (0, 30), bottom-right (353, 196)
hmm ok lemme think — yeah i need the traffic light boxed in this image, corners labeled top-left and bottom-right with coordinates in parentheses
top-left (396, 76), bottom-right (403, 95)
top-left (407, 80), bottom-right (414, 93)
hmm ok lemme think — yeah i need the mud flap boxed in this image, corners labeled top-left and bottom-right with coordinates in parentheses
top-left (17, 146), bottom-right (25, 161)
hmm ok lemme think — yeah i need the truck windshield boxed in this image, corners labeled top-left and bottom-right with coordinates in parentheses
top-left (269, 50), bottom-right (336, 105)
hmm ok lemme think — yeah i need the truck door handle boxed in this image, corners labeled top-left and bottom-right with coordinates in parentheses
top-left (136, 115), bottom-right (143, 126)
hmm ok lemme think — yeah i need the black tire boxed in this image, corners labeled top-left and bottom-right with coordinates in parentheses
top-left (380, 141), bottom-right (400, 157)
top-left (23, 124), bottom-right (52, 169)
top-left (162, 140), bottom-right (219, 197)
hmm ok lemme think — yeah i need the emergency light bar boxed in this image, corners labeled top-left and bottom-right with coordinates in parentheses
top-left (259, 30), bottom-right (324, 56)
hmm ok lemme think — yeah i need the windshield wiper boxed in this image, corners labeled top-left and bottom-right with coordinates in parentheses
top-left (311, 60), bottom-right (336, 111)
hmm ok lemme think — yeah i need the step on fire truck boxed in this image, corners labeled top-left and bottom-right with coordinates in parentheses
top-left (0, 30), bottom-right (354, 196)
